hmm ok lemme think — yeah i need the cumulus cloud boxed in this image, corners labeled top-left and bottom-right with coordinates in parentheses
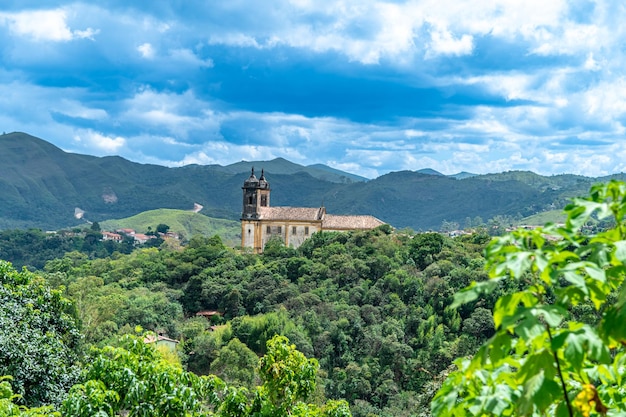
top-left (168, 48), bottom-right (214, 68)
top-left (53, 99), bottom-right (108, 120)
top-left (74, 131), bottom-right (125, 153)
top-left (120, 88), bottom-right (223, 138)
top-left (137, 43), bottom-right (155, 59)
top-left (0, 9), bottom-right (98, 41)
top-left (427, 27), bottom-right (473, 57)
top-left (2, 0), bottom-right (626, 179)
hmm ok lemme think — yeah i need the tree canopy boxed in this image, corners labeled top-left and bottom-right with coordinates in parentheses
top-left (0, 261), bottom-right (82, 406)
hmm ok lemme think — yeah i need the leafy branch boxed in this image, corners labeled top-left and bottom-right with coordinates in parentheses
top-left (433, 180), bottom-right (626, 416)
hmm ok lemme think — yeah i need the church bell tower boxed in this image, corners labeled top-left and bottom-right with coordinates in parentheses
top-left (241, 168), bottom-right (270, 219)
top-left (241, 168), bottom-right (270, 252)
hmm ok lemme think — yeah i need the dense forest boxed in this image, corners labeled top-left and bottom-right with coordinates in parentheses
top-left (5, 181), bottom-right (626, 416)
top-left (1, 220), bottom-right (500, 416)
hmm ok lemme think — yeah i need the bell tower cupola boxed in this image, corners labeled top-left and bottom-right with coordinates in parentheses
top-left (242, 168), bottom-right (270, 219)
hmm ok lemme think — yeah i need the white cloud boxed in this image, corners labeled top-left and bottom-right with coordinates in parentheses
top-left (54, 99), bottom-right (108, 120)
top-left (0, 9), bottom-right (98, 41)
top-left (74, 131), bottom-right (125, 153)
top-left (137, 43), bottom-right (155, 59)
top-left (208, 33), bottom-right (262, 48)
top-left (582, 78), bottom-right (626, 121)
top-left (427, 26), bottom-right (473, 57)
top-left (121, 88), bottom-right (223, 137)
top-left (168, 48), bottom-right (214, 68)
top-left (200, 0), bottom-right (594, 64)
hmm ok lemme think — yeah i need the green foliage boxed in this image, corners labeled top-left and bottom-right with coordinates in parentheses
top-left (257, 335), bottom-right (318, 414)
top-left (210, 338), bottom-right (259, 390)
top-left (0, 229), bottom-right (82, 270)
top-left (218, 335), bottom-right (352, 417)
top-left (156, 223), bottom-right (170, 234)
top-left (410, 232), bottom-right (444, 270)
top-left (0, 261), bottom-right (82, 406)
top-left (230, 309), bottom-right (308, 355)
top-left (23, 224), bottom-right (492, 415)
top-left (433, 180), bottom-right (626, 416)
top-left (0, 376), bottom-right (60, 417)
top-left (62, 334), bottom-right (225, 417)
top-left (60, 333), bottom-right (350, 417)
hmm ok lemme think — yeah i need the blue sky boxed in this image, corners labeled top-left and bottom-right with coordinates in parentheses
top-left (0, 1), bottom-right (624, 178)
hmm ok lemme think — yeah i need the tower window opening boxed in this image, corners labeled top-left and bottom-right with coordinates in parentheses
top-left (261, 195), bottom-right (267, 206)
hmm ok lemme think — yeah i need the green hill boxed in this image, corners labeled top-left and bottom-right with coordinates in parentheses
top-left (100, 209), bottom-right (241, 246)
top-left (215, 157), bottom-right (368, 183)
top-left (518, 210), bottom-right (567, 226)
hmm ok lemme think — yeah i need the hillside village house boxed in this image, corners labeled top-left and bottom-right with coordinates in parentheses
top-left (241, 168), bottom-right (385, 253)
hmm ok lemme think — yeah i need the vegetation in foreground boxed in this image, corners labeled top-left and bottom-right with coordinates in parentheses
top-left (434, 180), bottom-right (626, 416)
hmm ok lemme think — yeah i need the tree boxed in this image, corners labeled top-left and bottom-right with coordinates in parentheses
top-left (225, 335), bottom-right (352, 417)
top-left (210, 338), bottom-right (259, 390)
top-left (0, 376), bottom-right (59, 417)
top-left (257, 335), bottom-right (318, 414)
top-left (0, 261), bottom-right (82, 406)
top-left (433, 180), bottom-right (626, 416)
top-left (410, 232), bottom-right (444, 270)
top-left (62, 334), bottom-right (224, 417)
top-left (156, 224), bottom-right (170, 234)
top-left (63, 333), bottom-right (350, 417)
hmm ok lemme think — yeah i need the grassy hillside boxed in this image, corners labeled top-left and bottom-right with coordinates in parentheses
top-left (518, 210), bottom-right (567, 226)
top-left (100, 209), bottom-right (241, 246)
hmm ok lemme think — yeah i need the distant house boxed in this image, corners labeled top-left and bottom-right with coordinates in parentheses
top-left (132, 233), bottom-right (154, 244)
top-left (101, 231), bottom-right (123, 241)
top-left (144, 333), bottom-right (179, 352)
top-left (116, 228), bottom-right (136, 236)
top-left (163, 231), bottom-right (180, 240)
top-left (241, 168), bottom-right (385, 253)
top-left (196, 310), bottom-right (222, 320)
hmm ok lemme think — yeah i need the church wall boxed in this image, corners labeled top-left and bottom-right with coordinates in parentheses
top-left (242, 220), bottom-right (264, 253)
top-left (285, 223), bottom-right (320, 248)
top-left (261, 220), bottom-right (321, 249)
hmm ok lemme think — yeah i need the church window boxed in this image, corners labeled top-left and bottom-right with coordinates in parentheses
top-left (305, 226), bottom-right (309, 235)
top-left (266, 226), bottom-right (271, 234)
top-left (248, 196), bottom-right (253, 204)
top-left (261, 195), bottom-right (267, 206)
top-left (277, 226), bottom-right (282, 234)
top-left (292, 226), bottom-right (296, 235)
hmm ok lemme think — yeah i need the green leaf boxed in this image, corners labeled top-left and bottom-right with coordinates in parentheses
top-left (493, 291), bottom-right (536, 330)
top-left (451, 279), bottom-right (499, 309)
top-left (585, 263), bottom-right (607, 283)
top-left (532, 304), bottom-right (566, 327)
top-left (518, 369), bottom-right (544, 415)
top-left (613, 240), bottom-right (626, 263)
top-left (505, 251), bottom-right (533, 278)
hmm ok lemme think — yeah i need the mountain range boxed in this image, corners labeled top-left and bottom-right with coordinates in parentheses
top-left (1, 131), bottom-right (623, 232)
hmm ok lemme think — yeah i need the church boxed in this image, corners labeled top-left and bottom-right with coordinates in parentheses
top-left (241, 168), bottom-right (385, 253)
